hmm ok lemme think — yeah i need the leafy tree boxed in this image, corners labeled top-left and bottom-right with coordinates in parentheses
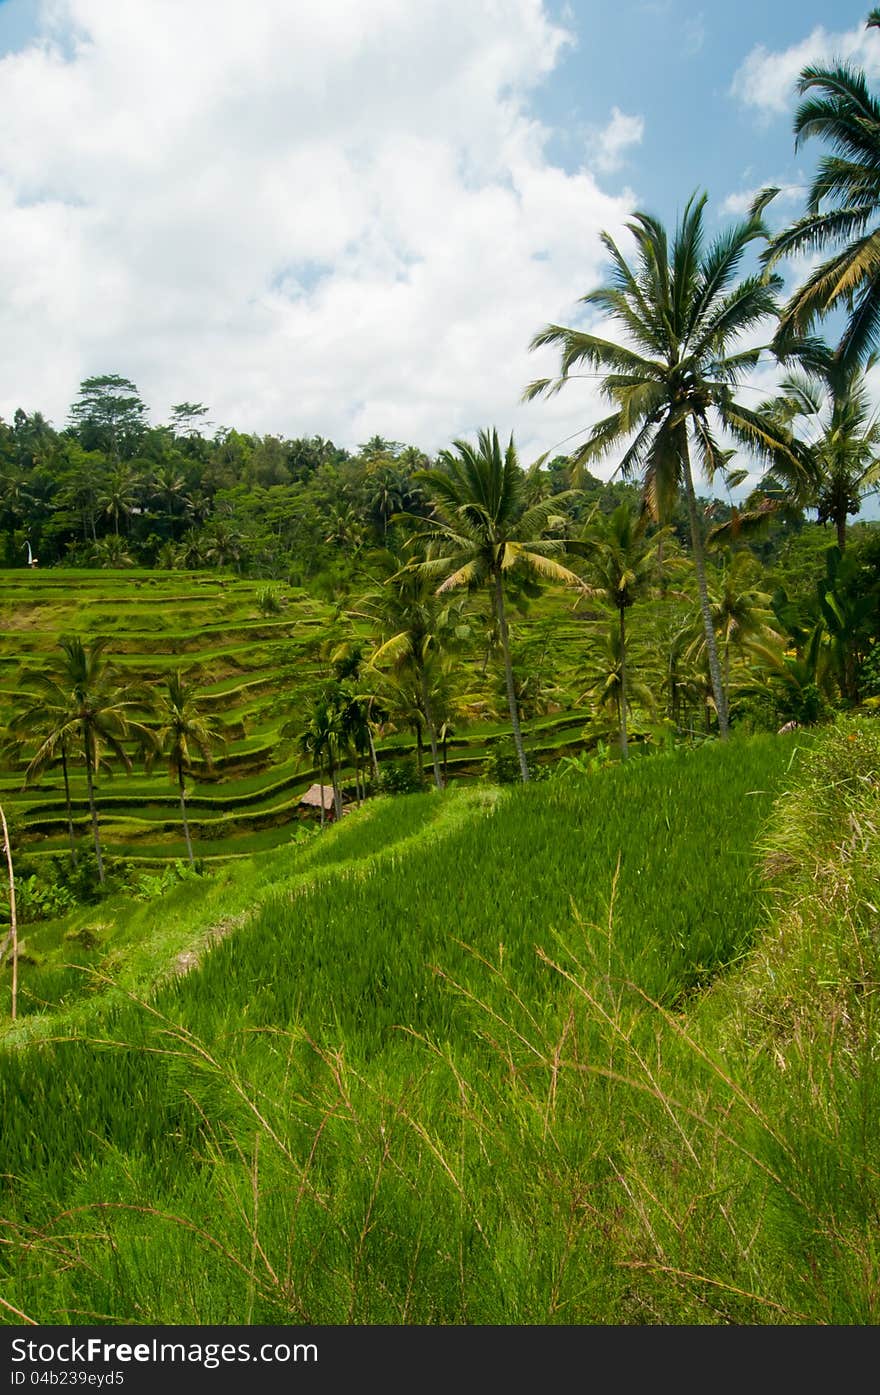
top-left (764, 9), bottom-right (880, 368)
top-left (525, 192), bottom-right (799, 739)
top-left (150, 672), bottom-right (225, 866)
top-left (415, 428), bottom-right (582, 782)
top-left (68, 375), bottom-right (149, 460)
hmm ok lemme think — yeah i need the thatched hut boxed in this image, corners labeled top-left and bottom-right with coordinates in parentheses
top-left (299, 783), bottom-right (339, 822)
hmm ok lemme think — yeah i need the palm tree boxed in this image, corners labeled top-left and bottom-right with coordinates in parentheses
top-left (15, 637), bottom-right (155, 882)
top-left (6, 700), bottom-right (80, 864)
top-left (525, 192), bottom-right (799, 739)
top-left (97, 465), bottom-right (140, 536)
top-left (357, 565), bottom-right (469, 790)
top-left (764, 9), bottom-right (880, 368)
top-left (293, 687), bottom-right (347, 822)
top-left (151, 672), bottom-right (225, 866)
top-left (415, 428), bottom-right (582, 782)
top-left (575, 503), bottom-right (665, 757)
top-left (759, 351), bottom-right (880, 550)
top-left (683, 550), bottom-right (783, 721)
top-left (580, 621), bottom-right (656, 746)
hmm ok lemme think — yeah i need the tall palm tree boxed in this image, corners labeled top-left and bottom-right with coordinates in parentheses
top-left (151, 671), bottom-right (225, 866)
top-left (524, 192), bottom-right (799, 739)
top-left (415, 428), bottom-right (582, 782)
top-left (15, 637), bottom-right (154, 882)
top-left (764, 9), bottom-right (880, 368)
top-left (759, 351), bottom-right (880, 550)
top-left (575, 503), bottom-right (665, 757)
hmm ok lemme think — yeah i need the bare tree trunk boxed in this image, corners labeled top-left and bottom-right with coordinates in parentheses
top-left (83, 729), bottom-right (105, 882)
top-left (619, 607), bottom-right (629, 760)
top-left (0, 803), bottom-right (18, 1021)
top-left (681, 436), bottom-right (729, 739)
top-left (179, 762), bottom-right (194, 867)
top-left (494, 572), bottom-right (529, 782)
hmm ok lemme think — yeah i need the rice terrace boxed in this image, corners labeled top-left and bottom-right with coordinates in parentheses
top-left (1, 0), bottom-right (880, 1337)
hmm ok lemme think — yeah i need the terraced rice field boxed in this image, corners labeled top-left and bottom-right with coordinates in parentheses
top-left (0, 569), bottom-right (600, 862)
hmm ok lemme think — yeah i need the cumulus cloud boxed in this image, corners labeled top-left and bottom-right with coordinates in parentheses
top-left (590, 106), bottom-right (644, 174)
top-left (0, 0), bottom-right (640, 465)
top-left (731, 19), bottom-right (880, 115)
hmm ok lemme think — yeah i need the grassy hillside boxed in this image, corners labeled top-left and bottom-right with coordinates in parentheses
top-left (8, 728), bottom-right (874, 1326)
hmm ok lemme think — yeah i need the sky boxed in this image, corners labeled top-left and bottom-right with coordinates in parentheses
top-left (0, 0), bottom-right (877, 504)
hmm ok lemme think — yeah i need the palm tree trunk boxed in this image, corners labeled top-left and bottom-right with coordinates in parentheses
top-left (421, 673), bottom-right (444, 790)
top-left (494, 572), bottom-right (529, 781)
top-left (330, 752), bottom-right (342, 822)
top-left (61, 741), bottom-right (78, 865)
top-left (836, 511), bottom-right (847, 552)
top-left (178, 761), bottom-right (194, 867)
top-left (415, 724), bottom-right (424, 780)
top-left (681, 438), bottom-right (729, 739)
top-left (367, 721), bottom-right (380, 782)
top-left (0, 802), bottom-right (18, 1022)
top-left (318, 756), bottom-right (326, 828)
top-left (619, 606), bottom-right (629, 760)
top-left (83, 728), bottom-right (105, 883)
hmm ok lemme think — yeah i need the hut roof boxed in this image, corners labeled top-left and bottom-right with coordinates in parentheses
top-left (299, 783), bottom-right (336, 811)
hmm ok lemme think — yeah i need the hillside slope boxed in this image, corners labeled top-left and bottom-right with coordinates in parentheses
top-left (5, 734), bottom-right (867, 1326)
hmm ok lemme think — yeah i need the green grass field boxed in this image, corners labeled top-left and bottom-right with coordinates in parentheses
top-left (5, 727), bottom-right (875, 1326)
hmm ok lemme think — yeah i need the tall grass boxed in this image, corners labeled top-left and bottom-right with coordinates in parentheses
top-left (4, 731), bottom-right (875, 1325)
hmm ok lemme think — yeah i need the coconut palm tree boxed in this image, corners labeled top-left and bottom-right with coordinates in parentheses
top-left (151, 671), bottom-right (225, 866)
top-left (764, 9), bottom-right (880, 368)
top-left (580, 621), bottom-right (656, 748)
top-left (356, 565), bottom-right (470, 789)
top-left (524, 192), bottom-right (800, 739)
top-left (14, 637), bottom-right (155, 882)
top-left (683, 550), bottom-right (784, 721)
top-left (5, 704), bottom-right (80, 864)
top-left (414, 429), bottom-right (582, 782)
top-left (758, 351), bottom-right (880, 550)
top-left (575, 503), bottom-right (666, 757)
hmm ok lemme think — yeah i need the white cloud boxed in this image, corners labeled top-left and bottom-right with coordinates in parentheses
top-left (720, 183), bottom-right (801, 216)
top-left (731, 19), bottom-right (880, 115)
top-left (0, 0), bottom-right (638, 466)
top-left (590, 106), bottom-right (644, 175)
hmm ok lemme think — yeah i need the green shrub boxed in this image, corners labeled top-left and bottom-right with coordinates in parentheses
top-left (377, 758), bottom-right (424, 794)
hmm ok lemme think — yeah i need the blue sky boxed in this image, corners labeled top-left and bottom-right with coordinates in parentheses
top-left (537, 0), bottom-right (874, 224)
top-left (0, 0), bottom-right (876, 513)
